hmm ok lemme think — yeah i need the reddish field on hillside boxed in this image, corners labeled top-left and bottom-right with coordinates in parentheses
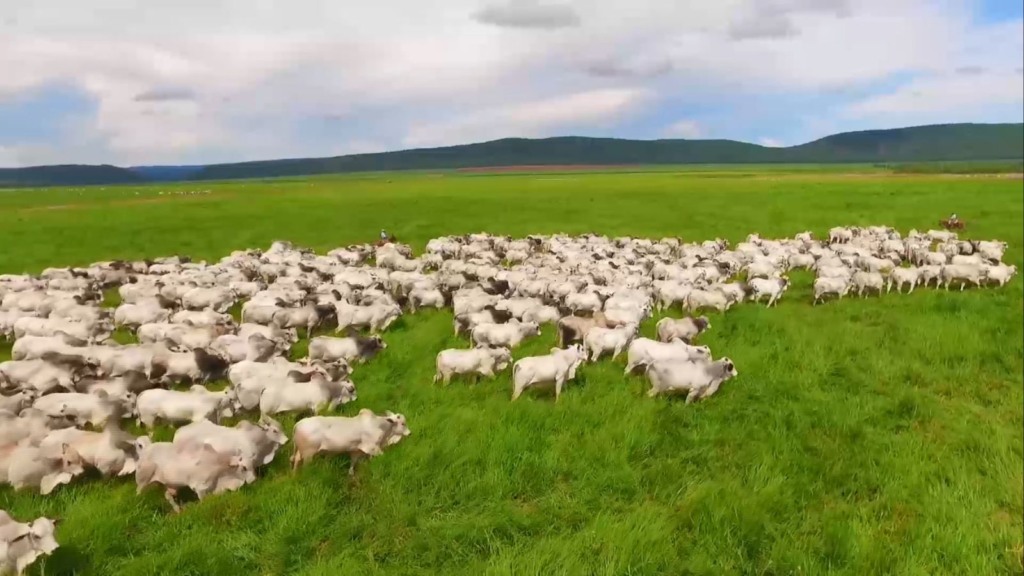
top-left (456, 164), bottom-right (632, 173)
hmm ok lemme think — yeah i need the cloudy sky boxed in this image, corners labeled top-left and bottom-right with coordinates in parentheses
top-left (0, 0), bottom-right (1021, 167)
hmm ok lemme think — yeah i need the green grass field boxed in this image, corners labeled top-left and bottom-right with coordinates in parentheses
top-left (1, 170), bottom-right (1022, 575)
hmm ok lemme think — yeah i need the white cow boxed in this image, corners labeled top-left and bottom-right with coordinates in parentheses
top-left (433, 347), bottom-right (512, 384)
top-left (258, 375), bottom-right (357, 416)
top-left (172, 417), bottom-right (288, 483)
top-left (135, 387), bottom-right (236, 428)
top-left (135, 441), bottom-right (252, 513)
top-left (887, 267), bottom-right (922, 294)
top-left (510, 345), bottom-right (588, 401)
top-left (645, 358), bottom-right (739, 401)
top-left (470, 321), bottom-right (540, 349)
top-left (941, 264), bottom-right (986, 290)
top-left (984, 264), bottom-right (1017, 287)
top-left (655, 316), bottom-right (710, 343)
top-left (290, 409), bottom-right (411, 473)
top-left (38, 426), bottom-right (142, 477)
top-left (812, 277), bottom-right (852, 305)
top-left (32, 391), bottom-right (126, 428)
top-left (851, 270), bottom-right (885, 297)
top-left (1, 443), bottom-right (86, 495)
top-left (0, 513), bottom-right (60, 576)
top-left (685, 289), bottom-right (732, 313)
top-left (583, 325), bottom-right (636, 362)
top-left (747, 277), bottom-right (789, 307)
top-left (624, 338), bottom-right (711, 374)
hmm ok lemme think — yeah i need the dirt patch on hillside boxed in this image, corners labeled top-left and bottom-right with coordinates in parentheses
top-left (457, 165), bottom-right (632, 173)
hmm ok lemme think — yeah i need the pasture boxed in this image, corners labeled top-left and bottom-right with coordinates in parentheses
top-left (1, 169), bottom-right (1022, 575)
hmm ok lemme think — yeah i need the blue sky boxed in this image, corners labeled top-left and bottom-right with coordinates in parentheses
top-left (0, 0), bottom-right (1021, 167)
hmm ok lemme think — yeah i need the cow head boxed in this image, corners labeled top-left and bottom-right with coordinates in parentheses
top-left (257, 415), bottom-right (289, 446)
top-left (383, 411), bottom-right (411, 446)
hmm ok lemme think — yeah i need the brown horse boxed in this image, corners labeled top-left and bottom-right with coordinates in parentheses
top-left (940, 218), bottom-right (965, 230)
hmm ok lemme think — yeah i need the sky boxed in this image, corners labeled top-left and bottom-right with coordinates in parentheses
top-left (0, 0), bottom-right (1021, 167)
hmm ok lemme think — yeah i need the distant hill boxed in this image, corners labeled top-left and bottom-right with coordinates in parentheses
top-left (0, 123), bottom-right (1020, 187)
top-left (128, 165), bottom-right (204, 181)
top-left (0, 164), bottom-right (144, 188)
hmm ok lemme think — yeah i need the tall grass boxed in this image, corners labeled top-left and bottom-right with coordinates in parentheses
top-left (0, 171), bottom-right (1020, 575)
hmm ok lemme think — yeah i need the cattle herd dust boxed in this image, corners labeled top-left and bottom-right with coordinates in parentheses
top-left (0, 225), bottom-right (1015, 571)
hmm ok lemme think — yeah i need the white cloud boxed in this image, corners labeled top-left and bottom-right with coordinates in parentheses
top-left (473, 1), bottom-right (581, 29)
top-left (758, 137), bottom-right (784, 147)
top-left (0, 1), bottom-right (1020, 165)
top-left (663, 120), bottom-right (703, 139)
top-left (843, 19), bottom-right (1024, 121)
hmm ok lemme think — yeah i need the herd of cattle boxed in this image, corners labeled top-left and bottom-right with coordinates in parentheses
top-left (0, 225), bottom-right (1014, 573)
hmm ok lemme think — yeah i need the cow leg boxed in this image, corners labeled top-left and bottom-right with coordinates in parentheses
top-left (511, 382), bottom-right (525, 401)
top-left (684, 387), bottom-right (703, 404)
top-left (443, 372), bottom-right (452, 386)
top-left (611, 345), bottom-right (623, 360)
top-left (555, 376), bottom-right (564, 402)
top-left (165, 488), bottom-right (182, 513)
top-left (348, 453), bottom-right (363, 476)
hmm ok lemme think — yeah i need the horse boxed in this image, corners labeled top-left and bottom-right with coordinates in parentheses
top-left (940, 218), bottom-right (965, 230)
